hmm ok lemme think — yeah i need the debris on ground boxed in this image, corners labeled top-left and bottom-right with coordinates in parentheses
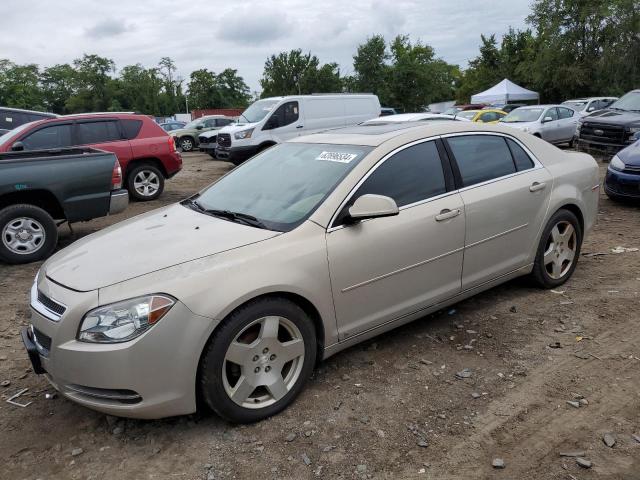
top-left (611, 246), bottom-right (639, 254)
top-left (559, 451), bottom-right (586, 457)
top-left (576, 458), bottom-right (592, 469)
top-left (6, 388), bottom-right (32, 407)
top-left (492, 458), bottom-right (505, 469)
top-left (603, 433), bottom-right (616, 448)
top-left (455, 368), bottom-right (472, 379)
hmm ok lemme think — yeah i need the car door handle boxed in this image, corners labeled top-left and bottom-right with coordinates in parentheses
top-left (529, 182), bottom-right (547, 192)
top-left (435, 209), bottom-right (461, 222)
top-left (296, 125), bottom-right (304, 129)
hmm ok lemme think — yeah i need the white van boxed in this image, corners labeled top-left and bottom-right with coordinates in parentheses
top-left (215, 94), bottom-right (380, 164)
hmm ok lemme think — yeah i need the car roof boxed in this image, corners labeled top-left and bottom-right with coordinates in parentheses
top-left (0, 106), bottom-right (57, 116)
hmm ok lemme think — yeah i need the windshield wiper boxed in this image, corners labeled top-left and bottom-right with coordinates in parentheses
top-left (203, 209), bottom-right (270, 230)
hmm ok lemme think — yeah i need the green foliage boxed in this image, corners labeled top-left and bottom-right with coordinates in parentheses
top-left (260, 49), bottom-right (342, 97)
top-left (0, 60), bottom-right (44, 110)
top-left (188, 68), bottom-right (251, 109)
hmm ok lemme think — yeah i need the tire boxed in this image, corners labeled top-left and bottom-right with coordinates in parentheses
top-left (127, 164), bottom-right (165, 201)
top-left (0, 204), bottom-right (58, 264)
top-left (531, 209), bottom-right (582, 288)
top-left (179, 136), bottom-right (195, 152)
top-left (199, 297), bottom-right (317, 423)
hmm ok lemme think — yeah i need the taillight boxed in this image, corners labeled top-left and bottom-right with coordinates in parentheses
top-left (168, 135), bottom-right (176, 152)
top-left (111, 161), bottom-right (123, 190)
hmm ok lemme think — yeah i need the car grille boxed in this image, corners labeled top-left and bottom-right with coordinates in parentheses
top-left (217, 133), bottom-right (231, 148)
top-left (37, 290), bottom-right (66, 316)
top-left (623, 165), bottom-right (640, 175)
top-left (580, 122), bottom-right (626, 145)
top-left (33, 327), bottom-right (52, 354)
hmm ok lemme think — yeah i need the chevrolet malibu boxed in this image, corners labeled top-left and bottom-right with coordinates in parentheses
top-left (23, 122), bottom-right (599, 423)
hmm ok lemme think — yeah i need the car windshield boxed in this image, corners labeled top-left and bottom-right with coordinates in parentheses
top-left (609, 91), bottom-right (640, 112)
top-left (501, 108), bottom-right (544, 123)
top-left (182, 119), bottom-right (204, 129)
top-left (192, 142), bottom-right (372, 231)
top-left (562, 101), bottom-right (587, 111)
top-left (239, 99), bottom-right (280, 123)
top-left (443, 107), bottom-right (461, 116)
top-left (457, 111), bottom-right (477, 120)
top-left (0, 121), bottom-right (34, 144)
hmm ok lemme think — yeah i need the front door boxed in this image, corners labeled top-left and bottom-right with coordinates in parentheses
top-left (540, 107), bottom-right (561, 143)
top-left (444, 134), bottom-right (552, 290)
top-left (326, 139), bottom-right (465, 339)
top-left (263, 101), bottom-right (303, 142)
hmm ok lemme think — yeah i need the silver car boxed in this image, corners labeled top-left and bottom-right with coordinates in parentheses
top-left (23, 122), bottom-right (599, 422)
top-left (500, 105), bottom-right (579, 146)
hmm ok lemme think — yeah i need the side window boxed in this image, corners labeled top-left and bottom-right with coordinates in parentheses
top-left (76, 121), bottom-right (121, 144)
top-left (217, 118), bottom-right (233, 127)
top-left (447, 135), bottom-right (516, 187)
top-left (21, 124), bottom-right (72, 150)
top-left (506, 138), bottom-right (535, 171)
top-left (558, 107), bottom-right (574, 119)
top-left (480, 112), bottom-right (499, 123)
top-left (265, 101), bottom-right (299, 130)
top-left (544, 108), bottom-right (559, 121)
top-left (120, 119), bottom-right (143, 139)
top-left (345, 141), bottom-right (446, 216)
top-left (203, 119), bottom-right (217, 128)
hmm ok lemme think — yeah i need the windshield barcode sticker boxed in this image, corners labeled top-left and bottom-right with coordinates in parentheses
top-left (316, 151), bottom-right (358, 163)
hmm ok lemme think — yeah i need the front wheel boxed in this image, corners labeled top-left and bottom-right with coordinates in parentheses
top-left (531, 209), bottom-right (582, 288)
top-left (179, 136), bottom-right (194, 152)
top-left (199, 297), bottom-right (316, 423)
top-left (127, 164), bottom-right (165, 201)
top-left (0, 204), bottom-right (58, 264)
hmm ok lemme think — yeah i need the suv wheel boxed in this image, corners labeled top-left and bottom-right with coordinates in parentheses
top-left (0, 204), bottom-right (58, 264)
top-left (127, 164), bottom-right (165, 201)
top-left (179, 137), bottom-right (194, 152)
top-left (199, 297), bottom-right (316, 423)
top-left (531, 209), bottom-right (582, 288)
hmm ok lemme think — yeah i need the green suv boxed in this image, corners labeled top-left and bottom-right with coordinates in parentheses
top-left (170, 115), bottom-right (235, 152)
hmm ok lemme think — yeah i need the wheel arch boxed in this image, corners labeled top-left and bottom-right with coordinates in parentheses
top-left (0, 190), bottom-right (65, 220)
top-left (125, 158), bottom-right (168, 178)
top-left (556, 203), bottom-right (584, 234)
top-left (257, 141), bottom-right (277, 152)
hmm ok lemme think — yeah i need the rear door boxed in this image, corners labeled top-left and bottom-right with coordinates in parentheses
top-left (73, 119), bottom-right (133, 167)
top-left (326, 139), bottom-right (465, 338)
top-left (557, 107), bottom-right (578, 142)
top-left (444, 134), bottom-right (552, 290)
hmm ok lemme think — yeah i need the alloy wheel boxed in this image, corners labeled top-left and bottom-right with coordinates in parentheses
top-left (222, 316), bottom-right (305, 409)
top-left (180, 138), bottom-right (193, 151)
top-left (543, 220), bottom-right (577, 279)
top-left (133, 170), bottom-right (160, 197)
top-left (2, 217), bottom-right (46, 255)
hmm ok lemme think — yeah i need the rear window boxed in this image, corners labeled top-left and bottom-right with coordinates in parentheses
top-left (121, 119), bottom-right (143, 139)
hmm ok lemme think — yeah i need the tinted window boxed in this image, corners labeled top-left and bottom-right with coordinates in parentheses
top-left (265, 101), bottom-right (299, 129)
top-left (216, 118), bottom-right (233, 127)
top-left (447, 135), bottom-right (516, 187)
top-left (506, 138), bottom-right (534, 171)
top-left (558, 107), bottom-right (574, 119)
top-left (202, 118), bottom-right (217, 128)
top-left (76, 121), bottom-right (121, 144)
top-left (121, 119), bottom-right (143, 139)
top-left (21, 124), bottom-right (72, 150)
top-left (351, 141), bottom-right (446, 208)
top-left (480, 112), bottom-right (500, 122)
top-left (0, 111), bottom-right (28, 130)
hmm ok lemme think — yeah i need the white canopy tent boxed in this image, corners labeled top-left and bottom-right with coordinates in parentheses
top-left (470, 79), bottom-right (539, 104)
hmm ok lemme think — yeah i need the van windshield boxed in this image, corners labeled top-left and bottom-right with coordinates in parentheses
top-left (189, 142), bottom-right (372, 232)
top-left (239, 99), bottom-right (280, 123)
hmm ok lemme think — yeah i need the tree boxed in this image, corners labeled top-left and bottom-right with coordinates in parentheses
top-left (41, 64), bottom-right (77, 114)
top-left (216, 68), bottom-right (251, 107)
top-left (66, 54), bottom-right (116, 112)
top-left (187, 69), bottom-right (219, 109)
top-left (0, 60), bottom-right (44, 110)
top-left (352, 35), bottom-right (390, 100)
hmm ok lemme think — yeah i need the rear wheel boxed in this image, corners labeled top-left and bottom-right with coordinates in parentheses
top-left (179, 136), bottom-right (195, 152)
top-left (0, 204), bottom-right (58, 264)
top-left (199, 297), bottom-right (316, 423)
top-left (127, 164), bottom-right (164, 201)
top-left (531, 209), bottom-right (582, 288)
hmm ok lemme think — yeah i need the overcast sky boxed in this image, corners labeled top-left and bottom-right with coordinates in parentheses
top-left (0, 0), bottom-right (531, 92)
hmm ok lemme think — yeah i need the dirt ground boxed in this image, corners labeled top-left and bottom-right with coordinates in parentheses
top-left (1, 151), bottom-right (639, 480)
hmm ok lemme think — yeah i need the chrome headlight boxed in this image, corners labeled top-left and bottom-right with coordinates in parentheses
top-left (609, 155), bottom-right (625, 171)
top-left (629, 127), bottom-right (640, 133)
top-left (234, 128), bottom-right (254, 140)
top-left (78, 295), bottom-right (175, 343)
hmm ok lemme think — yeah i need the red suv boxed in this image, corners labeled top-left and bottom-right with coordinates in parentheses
top-left (0, 113), bottom-right (182, 201)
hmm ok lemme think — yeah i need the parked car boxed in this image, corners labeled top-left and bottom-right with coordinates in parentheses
top-left (198, 119), bottom-right (238, 158)
top-left (442, 104), bottom-right (485, 116)
top-left (0, 113), bottom-right (182, 201)
top-left (562, 97), bottom-right (617, 116)
top-left (22, 122), bottom-right (598, 422)
top-left (0, 147), bottom-right (127, 264)
top-left (0, 107), bottom-right (57, 132)
top-left (484, 103), bottom-right (526, 113)
top-left (380, 107), bottom-right (399, 116)
top-left (362, 113), bottom-right (467, 124)
top-left (455, 109), bottom-right (507, 123)
top-left (170, 115), bottom-right (235, 152)
top-left (500, 105), bottom-right (578, 146)
top-left (215, 94), bottom-right (381, 165)
top-left (604, 135), bottom-right (640, 201)
top-left (576, 90), bottom-right (640, 153)
top-left (160, 121), bottom-right (186, 132)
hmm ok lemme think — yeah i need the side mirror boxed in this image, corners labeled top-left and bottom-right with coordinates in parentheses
top-left (586, 107), bottom-right (595, 112)
top-left (542, 116), bottom-right (553, 123)
top-left (11, 141), bottom-right (24, 151)
top-left (195, 125), bottom-right (203, 130)
top-left (347, 194), bottom-right (399, 223)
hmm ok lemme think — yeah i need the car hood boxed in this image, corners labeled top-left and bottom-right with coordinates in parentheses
top-left (199, 129), bottom-right (219, 139)
top-left (618, 140), bottom-right (640, 166)
top-left (44, 204), bottom-right (281, 292)
top-left (170, 128), bottom-right (199, 136)
top-left (218, 122), bottom-right (258, 134)
top-left (583, 109), bottom-right (640, 126)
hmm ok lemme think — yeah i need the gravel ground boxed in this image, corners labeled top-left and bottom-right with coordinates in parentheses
top-left (1, 151), bottom-right (639, 480)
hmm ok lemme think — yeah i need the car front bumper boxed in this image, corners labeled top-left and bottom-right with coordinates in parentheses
top-left (22, 274), bottom-right (213, 419)
top-left (604, 167), bottom-right (640, 199)
top-left (108, 189), bottom-right (129, 215)
top-left (215, 145), bottom-right (259, 165)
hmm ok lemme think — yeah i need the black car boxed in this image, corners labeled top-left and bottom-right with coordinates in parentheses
top-left (577, 90), bottom-right (640, 153)
top-left (0, 107), bottom-right (57, 132)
